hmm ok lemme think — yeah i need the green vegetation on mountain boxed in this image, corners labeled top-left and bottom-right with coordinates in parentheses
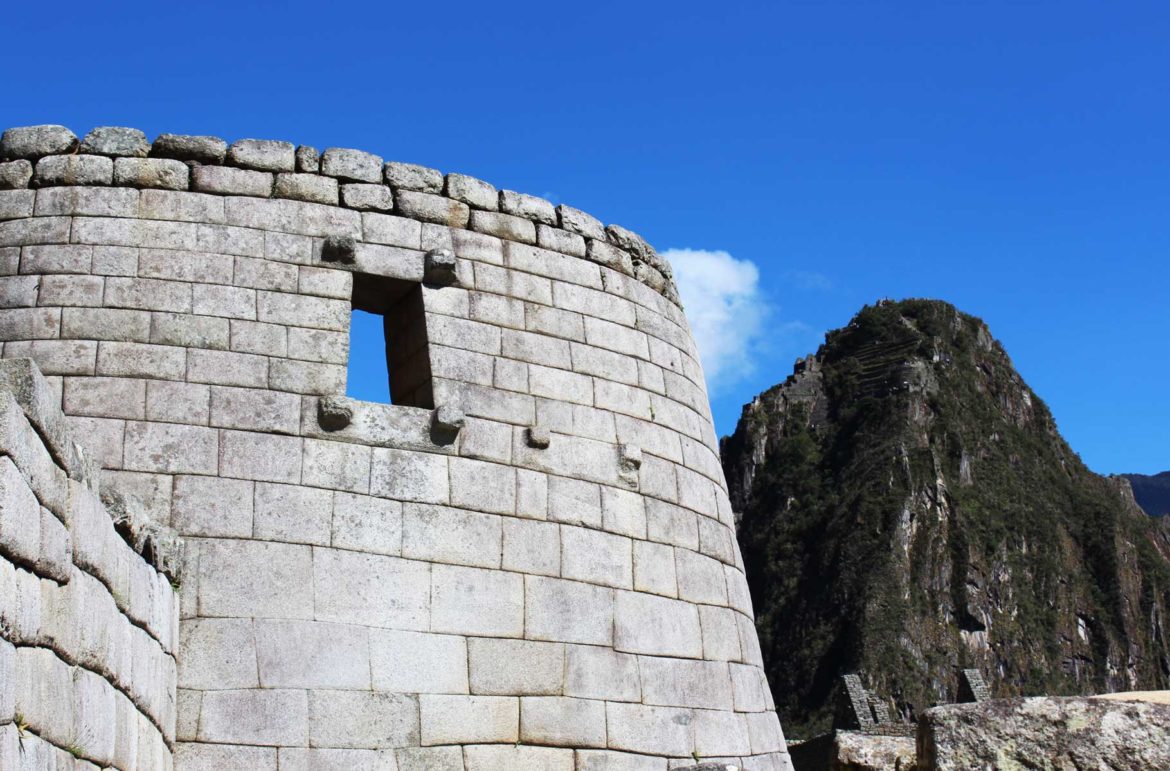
top-left (721, 299), bottom-right (1170, 738)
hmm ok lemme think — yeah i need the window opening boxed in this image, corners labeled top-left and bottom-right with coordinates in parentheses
top-left (346, 274), bottom-right (433, 408)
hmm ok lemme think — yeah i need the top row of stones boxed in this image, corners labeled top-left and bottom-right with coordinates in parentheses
top-left (0, 125), bottom-right (676, 299)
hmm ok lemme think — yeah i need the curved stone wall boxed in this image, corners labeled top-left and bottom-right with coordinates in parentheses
top-left (0, 124), bottom-right (791, 771)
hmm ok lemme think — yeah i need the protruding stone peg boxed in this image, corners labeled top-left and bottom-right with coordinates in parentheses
top-left (431, 405), bottom-right (465, 443)
top-left (424, 249), bottom-right (458, 285)
top-left (525, 426), bottom-right (551, 449)
top-left (322, 234), bottom-right (357, 263)
top-left (317, 396), bottom-right (354, 431)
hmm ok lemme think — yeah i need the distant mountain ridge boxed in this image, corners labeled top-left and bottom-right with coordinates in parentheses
top-left (721, 299), bottom-right (1170, 738)
top-left (1125, 472), bottom-right (1170, 517)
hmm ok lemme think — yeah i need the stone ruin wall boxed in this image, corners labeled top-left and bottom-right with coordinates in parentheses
top-left (0, 124), bottom-right (792, 771)
top-left (0, 358), bottom-right (178, 770)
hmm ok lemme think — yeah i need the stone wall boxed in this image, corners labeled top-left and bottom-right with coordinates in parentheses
top-left (0, 358), bottom-right (178, 770)
top-left (0, 124), bottom-right (791, 771)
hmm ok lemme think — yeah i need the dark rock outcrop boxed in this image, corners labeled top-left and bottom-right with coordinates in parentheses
top-left (722, 299), bottom-right (1170, 737)
top-left (1126, 471), bottom-right (1170, 517)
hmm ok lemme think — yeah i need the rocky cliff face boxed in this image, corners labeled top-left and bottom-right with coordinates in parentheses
top-left (1126, 471), bottom-right (1170, 517)
top-left (721, 299), bottom-right (1170, 737)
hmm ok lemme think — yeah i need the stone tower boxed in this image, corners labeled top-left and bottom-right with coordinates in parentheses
top-left (0, 124), bottom-right (791, 770)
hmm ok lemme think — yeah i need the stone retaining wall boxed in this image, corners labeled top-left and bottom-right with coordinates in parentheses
top-left (0, 358), bottom-right (178, 770)
top-left (0, 124), bottom-right (791, 771)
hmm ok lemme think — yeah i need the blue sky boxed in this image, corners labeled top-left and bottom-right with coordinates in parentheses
top-left (4, 1), bottom-right (1167, 474)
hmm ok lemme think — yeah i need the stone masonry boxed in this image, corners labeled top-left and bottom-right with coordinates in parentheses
top-left (0, 124), bottom-right (792, 771)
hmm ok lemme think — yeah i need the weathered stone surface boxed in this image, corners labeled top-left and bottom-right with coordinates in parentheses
top-left (445, 173), bottom-right (497, 210)
top-left (35, 155), bottom-right (114, 186)
top-left (275, 172), bottom-right (339, 205)
top-left (396, 190), bottom-right (470, 227)
top-left (151, 133), bottom-right (228, 164)
top-left (500, 190), bottom-right (556, 224)
top-left (341, 182), bottom-right (393, 211)
top-left (192, 165), bottom-right (274, 197)
top-left (80, 126), bottom-right (150, 157)
top-left (113, 157), bottom-right (189, 190)
top-left (228, 138), bottom-right (296, 172)
top-left (424, 248), bottom-right (458, 285)
top-left (321, 147), bottom-right (383, 183)
top-left (918, 697), bottom-right (1170, 770)
top-left (0, 160), bottom-right (33, 190)
top-left (1, 125), bottom-right (78, 159)
top-left (385, 161), bottom-right (443, 192)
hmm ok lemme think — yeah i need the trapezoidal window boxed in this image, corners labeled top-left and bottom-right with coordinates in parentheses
top-left (346, 273), bottom-right (434, 408)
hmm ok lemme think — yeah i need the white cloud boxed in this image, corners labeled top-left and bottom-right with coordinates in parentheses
top-left (663, 248), bottom-right (771, 393)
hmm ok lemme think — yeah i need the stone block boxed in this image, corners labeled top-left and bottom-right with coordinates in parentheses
top-left (302, 438), bottom-right (371, 494)
top-left (370, 628), bottom-right (468, 694)
top-left (507, 242), bottom-right (602, 289)
top-left (13, 646), bottom-right (73, 744)
top-left (36, 273), bottom-right (102, 306)
top-left (342, 182), bottom-right (394, 211)
top-left (0, 637), bottom-right (12, 723)
top-left (502, 517), bottom-right (560, 576)
top-left (396, 746), bottom-right (463, 771)
top-left (269, 358), bottom-right (346, 394)
top-left (0, 191), bottom-right (33, 222)
top-left (228, 195), bottom-right (361, 238)
top-left (313, 547), bottom-right (430, 630)
top-left (502, 328), bottom-right (572, 369)
top-left (402, 503), bottom-right (501, 568)
top-left (633, 540), bottom-right (677, 598)
top-left (561, 527), bottom-right (632, 589)
top-left (278, 747), bottom-right (401, 771)
top-left (228, 139), bottom-right (295, 172)
top-left (236, 254), bottom-right (299, 291)
top-left (145, 380), bottom-right (210, 424)
top-left (693, 709), bottom-right (752, 757)
top-left (639, 657), bottom-right (733, 710)
top-left (257, 289), bottom-right (348, 331)
top-left (332, 491), bottom-right (402, 555)
top-left (275, 172), bottom-right (339, 205)
top-left (37, 507), bottom-right (71, 583)
top-left (81, 126), bottom-right (150, 157)
top-left (548, 476), bottom-right (602, 528)
top-left (123, 421), bottom-right (217, 474)
top-left (470, 210), bottom-right (536, 244)
top-left (605, 702), bottom-right (693, 757)
top-left (151, 133), bottom-right (227, 164)
top-left (614, 590), bottom-right (702, 658)
top-left (444, 173), bottom-right (497, 210)
top-left (296, 145), bottom-right (320, 172)
top-left (0, 455), bottom-right (43, 565)
top-left (464, 746), bottom-right (572, 770)
top-left (370, 448), bottom-right (449, 504)
top-left (208, 385), bottom-right (298, 435)
top-left (198, 688), bottom-right (308, 746)
top-left (385, 161), bottom-right (443, 192)
top-left (256, 618), bottom-right (370, 688)
top-left (698, 605), bottom-right (742, 663)
top-left (419, 694), bottom-right (518, 745)
top-left (675, 549), bottom-right (729, 606)
top-left (468, 637), bottom-right (564, 695)
top-left (103, 275), bottom-right (191, 313)
top-left (587, 240), bottom-right (634, 275)
top-left (178, 617), bottom-right (259, 689)
top-left (308, 692), bottom-right (418, 748)
top-left (176, 742), bottom-right (278, 771)
top-left (520, 696), bottom-right (607, 747)
top-left (36, 187), bottom-right (140, 220)
top-left (428, 315), bottom-right (501, 355)
top-left (564, 644), bottom-right (640, 702)
top-left (430, 563), bottom-right (523, 637)
top-left (576, 750), bottom-right (669, 770)
top-left (396, 190), bottom-right (470, 227)
top-left (448, 457), bottom-right (515, 515)
top-left (646, 499), bottom-right (698, 550)
top-left (556, 204), bottom-right (605, 240)
top-left (0, 160), bottom-right (33, 190)
top-left (526, 576), bottom-right (613, 646)
top-left (228, 319), bottom-right (287, 357)
top-left (730, 663), bottom-right (769, 713)
top-left (192, 165), bottom-right (274, 197)
top-left (34, 154), bottom-right (113, 186)
top-left (254, 481), bottom-right (334, 545)
top-left (322, 147), bottom-right (384, 183)
top-left (218, 430), bottom-right (302, 483)
top-left (745, 711), bottom-right (785, 755)
top-left (516, 468), bottom-right (548, 519)
top-left (73, 668), bottom-right (117, 765)
top-left (192, 283), bottom-right (256, 319)
top-left (537, 224), bottom-right (587, 258)
top-left (1, 125), bottom-right (78, 159)
top-left (198, 538), bottom-right (313, 619)
top-left (0, 216), bottom-right (70, 248)
top-left (499, 189), bottom-right (556, 224)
